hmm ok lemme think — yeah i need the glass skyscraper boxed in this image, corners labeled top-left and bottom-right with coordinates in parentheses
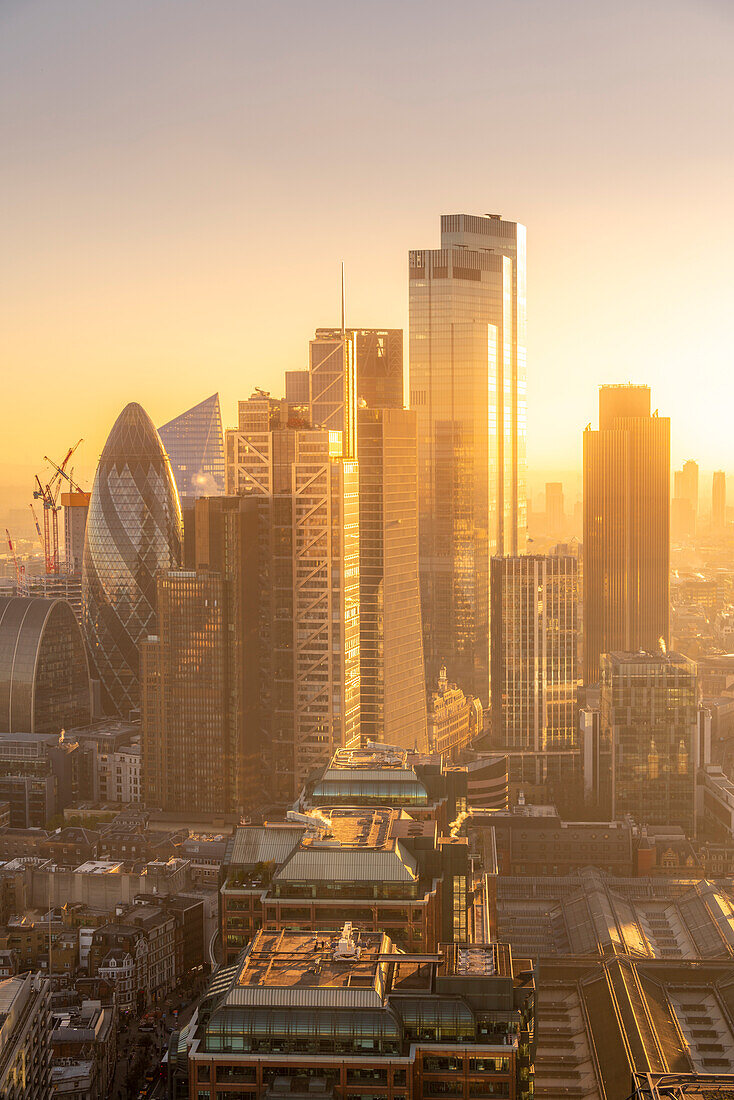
top-left (82, 402), bottom-right (183, 716)
top-left (409, 213), bottom-right (527, 706)
top-left (158, 392), bottom-right (226, 502)
top-left (583, 384), bottom-right (670, 684)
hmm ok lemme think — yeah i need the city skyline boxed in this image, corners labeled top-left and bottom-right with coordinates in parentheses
top-left (2, 1), bottom-right (734, 497)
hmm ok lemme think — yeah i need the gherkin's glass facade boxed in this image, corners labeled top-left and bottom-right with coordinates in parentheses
top-left (82, 402), bottom-right (183, 716)
top-left (158, 392), bottom-right (225, 501)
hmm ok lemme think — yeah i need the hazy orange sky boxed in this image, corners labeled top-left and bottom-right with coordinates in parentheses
top-left (2, 0), bottom-right (733, 503)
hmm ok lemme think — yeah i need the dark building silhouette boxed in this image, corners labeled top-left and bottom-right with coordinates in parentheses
top-left (0, 597), bottom-right (91, 733)
top-left (142, 496), bottom-right (260, 815)
top-left (82, 402), bottom-right (183, 715)
top-left (583, 385), bottom-right (670, 684)
top-left (357, 407), bottom-right (427, 748)
top-left (315, 327), bottom-right (404, 410)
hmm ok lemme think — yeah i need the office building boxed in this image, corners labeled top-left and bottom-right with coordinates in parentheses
top-left (544, 481), bottom-right (564, 534)
top-left (675, 459), bottom-right (699, 519)
top-left (0, 731), bottom-right (80, 827)
top-left (0, 973), bottom-right (52, 1099)
top-left (158, 392), bottom-right (226, 502)
top-left (316, 326), bottom-right (404, 410)
top-left (427, 665), bottom-right (483, 760)
top-left (583, 384), bottom-right (670, 684)
top-left (357, 406), bottom-right (427, 748)
top-left (82, 402), bottom-right (183, 716)
top-left (0, 596), bottom-right (91, 734)
top-left (219, 806), bottom-right (474, 962)
top-left (226, 396), bottom-right (360, 799)
top-left (601, 651), bottom-right (700, 834)
top-left (712, 470), bottom-right (726, 531)
top-left (309, 329), bottom-right (358, 457)
top-left (490, 555), bottom-right (579, 795)
top-left (410, 213), bottom-right (527, 703)
top-left (142, 497), bottom-right (261, 815)
top-left (61, 491), bottom-right (90, 574)
top-left (177, 928), bottom-right (535, 1100)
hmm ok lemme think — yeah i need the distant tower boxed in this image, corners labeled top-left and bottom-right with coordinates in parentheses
top-left (583, 385), bottom-right (670, 684)
top-left (82, 403), bottom-right (182, 715)
top-left (712, 470), bottom-right (726, 531)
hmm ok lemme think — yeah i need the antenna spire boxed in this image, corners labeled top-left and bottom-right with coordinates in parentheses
top-left (340, 261), bottom-right (345, 339)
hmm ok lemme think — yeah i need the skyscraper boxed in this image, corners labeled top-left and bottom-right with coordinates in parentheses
top-left (158, 393), bottom-right (226, 502)
top-left (544, 482), bottom-right (564, 534)
top-left (712, 470), bottom-right (726, 531)
top-left (357, 406), bottom-right (427, 749)
top-left (315, 328), bottom-right (404, 410)
top-left (490, 555), bottom-right (579, 795)
top-left (82, 402), bottom-right (183, 715)
top-left (672, 459), bottom-right (699, 540)
top-left (61, 491), bottom-right (90, 574)
top-left (226, 395), bottom-right (360, 799)
top-left (583, 384), bottom-right (670, 685)
top-left (309, 330), bottom-right (357, 458)
top-left (141, 495), bottom-right (261, 814)
top-left (601, 650), bottom-right (699, 834)
top-left (409, 213), bottom-right (527, 704)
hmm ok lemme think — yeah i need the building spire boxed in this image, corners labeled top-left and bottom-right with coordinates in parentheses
top-left (341, 260), bottom-right (346, 339)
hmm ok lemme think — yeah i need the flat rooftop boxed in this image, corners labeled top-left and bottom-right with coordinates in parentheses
top-left (237, 929), bottom-right (388, 993)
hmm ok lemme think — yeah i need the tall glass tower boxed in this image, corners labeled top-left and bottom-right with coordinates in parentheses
top-left (82, 402), bottom-right (183, 715)
top-left (409, 213), bottom-right (527, 706)
top-left (158, 393), bottom-right (226, 502)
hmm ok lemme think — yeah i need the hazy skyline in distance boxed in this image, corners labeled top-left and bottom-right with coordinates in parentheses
top-left (2, 0), bottom-right (733, 497)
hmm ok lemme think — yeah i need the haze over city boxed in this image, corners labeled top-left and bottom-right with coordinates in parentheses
top-left (2, 0), bottom-right (734, 507)
top-left (2, 4), bottom-right (734, 1100)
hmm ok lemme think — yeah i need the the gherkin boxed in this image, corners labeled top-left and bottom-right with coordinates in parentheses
top-left (82, 402), bottom-right (182, 715)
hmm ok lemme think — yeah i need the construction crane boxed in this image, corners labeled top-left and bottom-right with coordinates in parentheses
top-left (44, 440), bottom-right (85, 494)
top-left (32, 440), bottom-right (84, 575)
top-left (5, 529), bottom-right (25, 591)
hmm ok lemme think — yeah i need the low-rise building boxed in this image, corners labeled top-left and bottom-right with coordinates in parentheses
top-left (176, 928), bottom-right (535, 1100)
top-left (51, 997), bottom-right (117, 1098)
top-left (428, 665), bottom-right (483, 760)
top-left (219, 808), bottom-right (475, 964)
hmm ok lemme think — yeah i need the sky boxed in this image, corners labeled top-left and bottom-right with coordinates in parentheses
top-left (1, 0), bottom-right (733, 507)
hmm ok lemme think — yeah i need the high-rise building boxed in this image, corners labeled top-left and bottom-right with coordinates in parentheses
top-left (82, 402), bottom-right (183, 716)
top-left (544, 482), bottom-right (564, 534)
top-left (61, 491), bottom-right (90, 574)
top-left (309, 330), bottom-right (357, 458)
top-left (601, 650), bottom-right (699, 834)
top-left (0, 973), bottom-right (52, 1099)
top-left (158, 393), bottom-right (226, 502)
top-left (284, 370), bottom-right (310, 406)
top-left (226, 396), bottom-right (360, 799)
top-left (583, 384), bottom-right (670, 685)
top-left (0, 597), bottom-right (91, 734)
top-left (490, 555), bottom-right (579, 795)
top-left (357, 406), bottom-right (427, 749)
top-left (712, 470), bottom-right (726, 531)
top-left (142, 495), bottom-right (261, 814)
top-left (316, 327), bottom-right (404, 410)
top-left (672, 459), bottom-right (699, 540)
top-left (409, 213), bottom-right (527, 704)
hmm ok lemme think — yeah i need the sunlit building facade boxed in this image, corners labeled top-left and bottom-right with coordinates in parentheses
top-left (158, 392), bottom-right (225, 502)
top-left (309, 330), bottom-right (358, 458)
top-left (82, 402), bottom-right (183, 716)
top-left (316, 327), bottom-right (404, 411)
top-left (357, 407), bottom-right (427, 749)
top-left (601, 651), bottom-right (699, 835)
top-left (583, 384), bottom-right (670, 684)
top-left (409, 213), bottom-right (527, 705)
top-left (226, 394), bottom-right (360, 800)
top-left (490, 555), bottom-right (579, 794)
top-left (0, 596), bottom-right (91, 734)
